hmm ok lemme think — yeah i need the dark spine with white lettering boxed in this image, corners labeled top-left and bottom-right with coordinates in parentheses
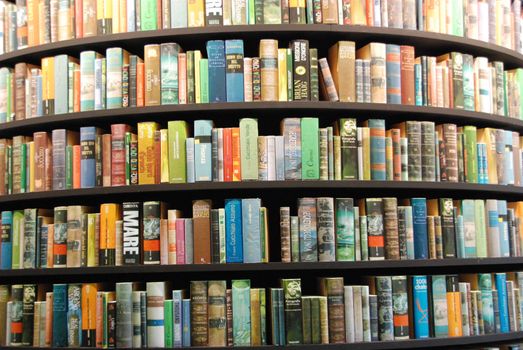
top-left (290, 40), bottom-right (310, 101)
top-left (205, 0), bottom-right (223, 25)
top-left (123, 202), bottom-right (142, 265)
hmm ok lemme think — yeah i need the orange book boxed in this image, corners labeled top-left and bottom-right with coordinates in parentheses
top-left (44, 292), bottom-right (53, 346)
top-left (41, 57), bottom-right (55, 115)
top-left (46, 224), bottom-right (54, 268)
top-left (178, 53), bottom-right (187, 104)
top-left (81, 283), bottom-right (98, 346)
top-left (137, 122), bottom-right (159, 184)
top-left (365, 0), bottom-right (373, 26)
top-left (167, 210), bottom-right (181, 264)
top-left (75, 0), bottom-right (83, 38)
top-left (446, 276), bottom-right (463, 337)
top-left (100, 203), bottom-right (120, 266)
top-left (73, 68), bottom-right (81, 112)
top-left (73, 144), bottom-right (81, 189)
top-left (231, 127), bottom-right (241, 181)
top-left (95, 292), bottom-right (103, 347)
top-left (136, 62), bottom-right (145, 107)
top-left (102, 134), bottom-right (112, 187)
top-left (27, 0), bottom-right (39, 46)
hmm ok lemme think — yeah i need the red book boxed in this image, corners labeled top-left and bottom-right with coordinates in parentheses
top-left (73, 144), bottom-right (81, 189)
top-left (400, 46), bottom-right (415, 105)
top-left (110, 124), bottom-right (131, 186)
top-left (223, 128), bottom-right (233, 182)
top-left (175, 218), bottom-right (186, 264)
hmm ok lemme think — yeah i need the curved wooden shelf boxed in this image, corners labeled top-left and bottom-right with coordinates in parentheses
top-left (2, 102), bottom-right (523, 138)
top-left (9, 331), bottom-right (523, 349)
top-left (2, 258), bottom-right (523, 284)
top-left (1, 181), bottom-right (522, 208)
top-left (1, 25), bottom-right (523, 69)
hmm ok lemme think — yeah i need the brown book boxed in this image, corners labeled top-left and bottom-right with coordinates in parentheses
top-left (0, 285), bottom-right (8, 346)
top-left (321, 0), bottom-right (338, 23)
top-left (33, 132), bottom-right (51, 192)
top-left (144, 44), bottom-right (161, 106)
top-left (250, 288), bottom-right (262, 345)
top-left (400, 46), bottom-right (415, 105)
top-left (102, 134), bottom-right (112, 187)
top-left (226, 289), bottom-right (233, 346)
top-left (259, 39), bottom-right (278, 101)
top-left (190, 281), bottom-right (208, 346)
top-left (208, 281), bottom-right (227, 347)
top-left (192, 200), bottom-right (212, 264)
top-left (319, 277), bottom-right (345, 343)
top-left (82, 0), bottom-right (97, 36)
top-left (318, 58), bottom-right (339, 102)
top-left (383, 197), bottom-right (399, 260)
top-left (14, 63), bottom-right (38, 120)
top-left (356, 43), bottom-right (387, 103)
top-left (110, 124), bottom-right (131, 186)
top-left (328, 41), bottom-right (355, 102)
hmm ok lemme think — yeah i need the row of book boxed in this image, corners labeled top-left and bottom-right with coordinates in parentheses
top-left (1, 197), bottom-right (523, 271)
top-left (280, 197), bottom-right (523, 263)
top-left (2, 39), bottom-right (523, 124)
top-left (1, 117), bottom-right (522, 196)
top-left (1, 0), bottom-right (522, 54)
top-left (1, 272), bottom-right (523, 347)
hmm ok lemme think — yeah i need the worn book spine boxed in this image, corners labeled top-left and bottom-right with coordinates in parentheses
top-left (376, 276), bottom-right (394, 340)
top-left (146, 282), bottom-right (165, 347)
top-left (280, 207), bottom-right (291, 263)
top-left (412, 198), bottom-right (428, 259)
top-left (420, 121), bottom-right (436, 181)
top-left (365, 198), bottom-right (385, 260)
top-left (52, 284), bottom-right (68, 347)
top-left (282, 278), bottom-right (302, 344)
top-left (241, 198), bottom-right (261, 263)
top-left (383, 197), bottom-right (399, 260)
top-left (143, 201), bottom-right (162, 264)
top-left (320, 277), bottom-right (345, 343)
top-left (439, 198), bottom-right (456, 258)
top-left (259, 39), bottom-right (278, 101)
top-left (298, 197), bottom-right (318, 262)
top-left (431, 275), bottom-right (449, 337)
top-left (189, 281), bottom-right (208, 346)
top-left (207, 281), bottom-right (226, 346)
top-left (391, 276), bottom-right (409, 339)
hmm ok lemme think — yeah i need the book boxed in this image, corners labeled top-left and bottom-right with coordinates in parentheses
top-left (232, 279), bottom-right (251, 346)
top-left (281, 278), bottom-right (302, 344)
top-left (146, 282), bottom-right (166, 347)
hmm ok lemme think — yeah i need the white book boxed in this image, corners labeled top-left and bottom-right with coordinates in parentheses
top-left (39, 301), bottom-right (46, 346)
top-left (373, 0), bottom-right (381, 27)
top-left (172, 290), bottom-right (184, 346)
top-left (222, 0), bottom-right (232, 25)
top-left (361, 285), bottom-right (371, 342)
top-left (115, 220), bottom-right (123, 266)
top-left (477, 0), bottom-right (489, 42)
top-left (353, 285), bottom-right (363, 342)
top-left (186, 138), bottom-right (195, 183)
top-left (171, 0), bottom-right (188, 27)
top-left (275, 136), bottom-right (285, 181)
top-left (243, 58), bottom-right (253, 102)
top-left (459, 282), bottom-right (471, 336)
top-left (127, 0), bottom-right (136, 31)
top-left (466, 0), bottom-right (479, 39)
top-left (168, 210), bottom-right (181, 264)
top-left (507, 280), bottom-right (517, 331)
top-left (337, 0), bottom-right (343, 24)
top-left (132, 291), bottom-right (142, 347)
top-left (344, 286), bottom-right (355, 343)
top-left (6, 301), bottom-right (11, 346)
top-left (380, 0), bottom-right (388, 27)
top-left (146, 282), bottom-right (166, 347)
top-left (267, 135), bottom-right (276, 181)
top-left (486, 199), bottom-right (500, 257)
top-left (232, 0), bottom-right (246, 24)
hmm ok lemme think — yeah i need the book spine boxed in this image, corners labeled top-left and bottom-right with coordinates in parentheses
top-left (123, 202), bottom-right (141, 265)
top-left (208, 280), bottom-right (226, 346)
top-left (412, 198), bottom-right (428, 259)
top-left (146, 282), bottom-right (165, 347)
top-left (376, 276), bottom-right (394, 340)
top-left (391, 276), bottom-right (409, 339)
top-left (143, 201), bottom-right (162, 264)
top-left (225, 199), bottom-right (243, 263)
top-left (282, 278), bottom-right (302, 344)
top-left (412, 276), bottom-right (429, 338)
top-left (232, 279), bottom-right (251, 345)
top-left (52, 284), bottom-right (68, 347)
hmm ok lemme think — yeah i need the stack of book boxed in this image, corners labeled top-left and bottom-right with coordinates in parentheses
top-left (0, 0), bottom-right (521, 53)
top-left (0, 272), bottom-right (523, 347)
top-left (1, 117), bottom-right (522, 195)
top-left (2, 40), bottom-right (523, 123)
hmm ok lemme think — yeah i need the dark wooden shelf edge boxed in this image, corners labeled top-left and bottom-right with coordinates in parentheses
top-left (1, 181), bottom-right (522, 206)
top-left (2, 102), bottom-right (523, 137)
top-left (8, 331), bottom-right (523, 349)
top-left (2, 257), bottom-right (523, 279)
top-left (1, 25), bottom-right (523, 69)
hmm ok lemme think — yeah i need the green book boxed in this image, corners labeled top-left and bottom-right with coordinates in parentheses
top-left (160, 43), bottom-right (180, 105)
top-left (65, 145), bottom-right (73, 190)
top-left (301, 296), bottom-right (312, 344)
top-left (260, 289), bottom-right (267, 345)
top-left (262, 0), bottom-right (281, 23)
top-left (286, 48), bottom-right (293, 101)
top-left (248, 0), bottom-right (255, 23)
top-left (339, 118), bottom-right (358, 180)
top-left (140, 0), bottom-right (158, 30)
top-left (463, 126), bottom-right (477, 183)
top-left (12, 210), bottom-right (24, 269)
top-left (478, 273), bottom-right (495, 334)
top-left (200, 58), bottom-right (209, 103)
top-left (282, 278), bottom-right (303, 344)
top-left (106, 48), bottom-right (124, 109)
top-left (290, 216), bottom-right (299, 262)
top-left (164, 299), bottom-right (173, 347)
top-left (167, 121), bottom-right (188, 183)
top-left (474, 200), bottom-right (487, 257)
top-left (335, 198), bottom-right (355, 261)
top-left (301, 117), bottom-right (319, 180)
top-left (232, 280), bottom-right (251, 346)
top-left (20, 143), bottom-right (26, 193)
top-left (239, 118), bottom-right (259, 180)
top-left (450, 0), bottom-right (464, 36)
top-left (310, 297), bottom-right (321, 344)
top-left (187, 51), bottom-right (195, 104)
top-left (431, 275), bottom-right (448, 337)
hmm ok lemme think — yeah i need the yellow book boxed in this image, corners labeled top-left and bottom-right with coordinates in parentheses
top-left (112, 0), bottom-right (120, 33)
top-left (160, 129), bottom-right (169, 183)
top-left (138, 122), bottom-right (159, 184)
top-left (194, 51), bottom-right (202, 103)
top-left (261, 207), bottom-right (269, 263)
top-left (27, 0), bottom-right (39, 46)
top-left (277, 49), bottom-right (287, 102)
top-left (119, 0), bottom-right (127, 32)
top-left (361, 127), bottom-right (371, 180)
top-left (350, 0), bottom-right (366, 25)
top-left (29, 141), bottom-right (35, 192)
top-left (250, 289), bottom-right (261, 345)
top-left (477, 128), bottom-right (498, 184)
top-left (87, 213), bottom-right (98, 267)
top-left (188, 0), bottom-right (205, 27)
top-left (38, 0), bottom-right (46, 44)
top-left (81, 283), bottom-right (99, 343)
top-left (438, 0), bottom-right (446, 34)
top-left (41, 57), bottom-right (55, 115)
top-left (104, 0), bottom-right (113, 34)
top-left (100, 203), bottom-right (121, 265)
top-left (144, 44), bottom-right (161, 106)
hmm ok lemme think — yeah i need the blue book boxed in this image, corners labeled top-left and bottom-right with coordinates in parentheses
top-left (412, 276), bottom-right (429, 339)
top-left (481, 143), bottom-right (489, 184)
top-left (386, 44), bottom-right (401, 104)
top-left (206, 40), bottom-right (226, 103)
top-left (54, 54), bottom-right (70, 114)
top-left (186, 138), bottom-right (195, 183)
top-left (504, 130), bottom-right (514, 185)
top-left (182, 299), bottom-right (191, 347)
top-left (431, 275), bottom-right (448, 337)
top-left (194, 120), bottom-right (213, 181)
top-left (478, 273), bottom-right (495, 334)
top-left (0, 211), bottom-right (12, 269)
top-left (225, 199), bottom-right (243, 263)
top-left (414, 63), bottom-right (422, 106)
top-left (80, 127), bottom-right (98, 188)
top-left (52, 284), bottom-right (69, 347)
top-left (225, 40), bottom-right (245, 102)
top-left (171, 0), bottom-right (188, 27)
top-left (366, 119), bottom-right (386, 180)
top-left (495, 273), bottom-right (510, 333)
top-left (497, 200), bottom-right (510, 257)
top-left (411, 198), bottom-right (428, 259)
top-left (242, 198), bottom-right (261, 263)
top-left (172, 290), bottom-right (183, 347)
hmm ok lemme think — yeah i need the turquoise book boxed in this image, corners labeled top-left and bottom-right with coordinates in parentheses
top-left (232, 280), bottom-right (251, 346)
top-left (461, 200), bottom-right (476, 258)
top-left (366, 119), bottom-right (386, 180)
top-left (52, 284), bottom-right (68, 347)
top-left (495, 273), bottom-right (509, 333)
top-left (497, 200), bottom-right (510, 257)
top-left (1, 211), bottom-right (12, 269)
top-left (194, 120), bottom-right (214, 181)
top-left (478, 273), bottom-right (495, 334)
top-left (301, 118), bottom-right (319, 180)
top-left (140, 0), bottom-right (158, 30)
top-left (160, 43), bottom-right (181, 105)
top-left (54, 54), bottom-right (70, 114)
top-left (225, 199), bottom-right (243, 263)
top-left (431, 275), bottom-right (448, 337)
top-left (206, 40), bottom-right (226, 103)
top-left (172, 290), bottom-right (183, 347)
top-left (412, 198), bottom-right (428, 259)
top-left (242, 198), bottom-right (261, 263)
top-left (182, 299), bottom-right (191, 347)
top-left (412, 276), bottom-right (429, 338)
top-left (200, 59), bottom-right (209, 103)
top-left (106, 48), bottom-right (124, 109)
top-left (414, 63), bottom-right (422, 106)
top-left (225, 39), bottom-right (245, 102)
top-left (335, 198), bottom-right (354, 261)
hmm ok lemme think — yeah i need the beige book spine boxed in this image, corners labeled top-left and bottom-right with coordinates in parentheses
top-left (259, 39), bottom-right (279, 101)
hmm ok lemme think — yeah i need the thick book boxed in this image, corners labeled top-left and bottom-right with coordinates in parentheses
top-left (193, 199), bottom-right (212, 264)
top-left (301, 118), bottom-right (319, 179)
top-left (327, 41), bottom-right (355, 102)
top-left (298, 198), bottom-right (318, 262)
top-left (316, 198), bottom-right (335, 262)
top-left (208, 280), bottom-right (227, 346)
top-left (67, 284), bottom-right (82, 346)
top-left (411, 276), bottom-right (429, 338)
top-left (385, 44), bottom-right (401, 104)
top-left (241, 198), bottom-right (261, 263)
top-left (391, 276), bottom-right (409, 339)
top-left (167, 121), bottom-right (188, 183)
top-left (225, 40), bottom-right (244, 102)
top-left (52, 284), bottom-right (68, 347)
top-left (411, 198), bottom-right (428, 259)
top-left (335, 198), bottom-right (354, 261)
top-left (143, 201), bottom-right (164, 265)
top-left (363, 119), bottom-right (386, 180)
top-left (225, 199), bottom-right (243, 263)
top-left (356, 43), bottom-right (387, 103)
top-left (376, 276), bottom-right (394, 340)
top-left (1, 211), bottom-right (12, 269)
top-left (232, 279), bottom-right (251, 345)
top-left (160, 43), bottom-right (181, 105)
top-left (431, 275), bottom-right (448, 337)
top-left (338, 118), bottom-right (358, 180)
top-left (137, 122), bottom-right (159, 184)
top-left (363, 198), bottom-right (384, 260)
top-left (320, 277), bottom-right (345, 343)
top-left (239, 118), bottom-right (258, 181)
top-left (146, 282), bottom-right (166, 347)
top-left (282, 278), bottom-right (302, 344)
top-left (190, 281), bottom-right (208, 346)
top-left (123, 202), bottom-right (141, 265)
top-left (206, 40), bottom-right (226, 103)
top-left (281, 118), bottom-right (301, 180)
top-left (100, 203), bottom-right (120, 266)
